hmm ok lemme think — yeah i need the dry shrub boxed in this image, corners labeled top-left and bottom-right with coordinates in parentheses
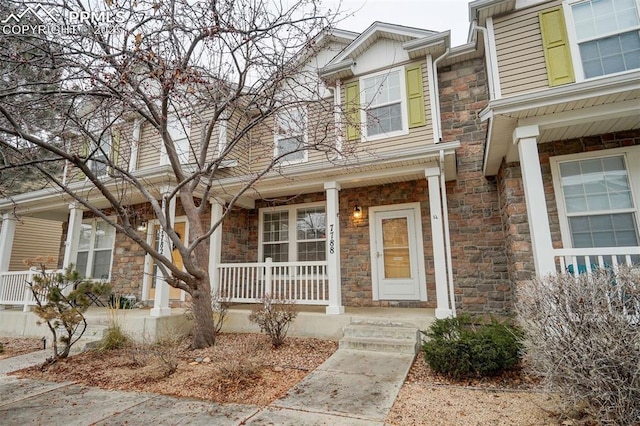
top-left (249, 295), bottom-right (298, 348)
top-left (516, 267), bottom-right (640, 425)
top-left (125, 328), bottom-right (187, 378)
top-left (217, 357), bottom-right (262, 389)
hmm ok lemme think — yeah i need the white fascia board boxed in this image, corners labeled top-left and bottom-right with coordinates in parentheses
top-left (402, 31), bottom-right (450, 54)
top-left (326, 22), bottom-right (436, 66)
top-left (487, 70), bottom-right (640, 117)
top-left (214, 141), bottom-right (461, 190)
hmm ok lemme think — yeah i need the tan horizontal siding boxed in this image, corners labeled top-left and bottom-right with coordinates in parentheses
top-left (136, 121), bottom-right (162, 170)
top-left (246, 97), bottom-right (337, 172)
top-left (340, 59), bottom-right (434, 156)
top-left (9, 217), bottom-right (62, 271)
top-left (494, 0), bottom-right (562, 97)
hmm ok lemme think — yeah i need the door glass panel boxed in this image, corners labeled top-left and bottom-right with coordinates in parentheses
top-left (382, 217), bottom-right (411, 279)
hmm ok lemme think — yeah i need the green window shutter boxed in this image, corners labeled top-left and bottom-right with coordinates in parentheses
top-left (110, 131), bottom-right (120, 173)
top-left (539, 7), bottom-right (575, 86)
top-left (405, 64), bottom-right (426, 128)
top-left (80, 139), bottom-right (89, 158)
top-left (344, 81), bottom-right (360, 141)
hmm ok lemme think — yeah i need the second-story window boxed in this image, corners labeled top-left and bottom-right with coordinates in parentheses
top-left (360, 67), bottom-right (408, 139)
top-left (89, 133), bottom-right (111, 178)
top-left (161, 116), bottom-right (190, 165)
top-left (274, 107), bottom-right (307, 165)
top-left (568, 0), bottom-right (640, 78)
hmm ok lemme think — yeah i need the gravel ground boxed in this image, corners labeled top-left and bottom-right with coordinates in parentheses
top-left (7, 334), bottom-right (562, 424)
top-left (385, 354), bottom-right (560, 425)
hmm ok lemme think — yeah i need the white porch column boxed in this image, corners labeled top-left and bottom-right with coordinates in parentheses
top-left (513, 125), bottom-right (555, 276)
top-left (0, 213), bottom-right (17, 310)
top-left (62, 204), bottom-right (84, 269)
top-left (0, 213), bottom-right (16, 273)
top-left (324, 181), bottom-right (344, 315)
top-left (208, 199), bottom-right (223, 296)
top-left (425, 166), bottom-right (452, 319)
top-left (150, 192), bottom-right (176, 317)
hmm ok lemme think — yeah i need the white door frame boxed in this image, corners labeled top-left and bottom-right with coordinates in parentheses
top-left (369, 202), bottom-right (427, 301)
top-left (142, 216), bottom-right (188, 302)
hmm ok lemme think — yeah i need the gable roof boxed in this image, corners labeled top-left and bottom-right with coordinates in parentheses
top-left (319, 22), bottom-right (449, 82)
top-left (328, 22), bottom-right (437, 65)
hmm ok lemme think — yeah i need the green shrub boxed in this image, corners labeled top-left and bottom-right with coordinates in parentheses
top-left (421, 315), bottom-right (524, 379)
top-left (99, 324), bottom-right (130, 351)
top-left (0, 341), bottom-right (4, 354)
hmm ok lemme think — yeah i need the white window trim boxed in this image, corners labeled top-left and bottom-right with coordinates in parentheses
top-left (88, 133), bottom-right (112, 179)
top-left (359, 65), bottom-right (409, 141)
top-left (75, 217), bottom-right (116, 281)
top-left (563, 0), bottom-right (640, 82)
top-left (273, 107), bottom-right (309, 166)
top-left (550, 146), bottom-right (640, 249)
top-left (141, 217), bottom-right (189, 302)
top-left (160, 116), bottom-right (191, 165)
top-left (217, 114), bottom-right (228, 156)
top-left (258, 201), bottom-right (326, 262)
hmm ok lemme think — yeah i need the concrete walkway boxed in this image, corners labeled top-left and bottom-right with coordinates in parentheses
top-left (0, 348), bottom-right (414, 425)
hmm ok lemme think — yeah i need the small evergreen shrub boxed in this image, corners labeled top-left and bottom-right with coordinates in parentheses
top-left (249, 295), bottom-right (298, 348)
top-left (421, 315), bottom-right (524, 379)
top-left (0, 341), bottom-right (4, 354)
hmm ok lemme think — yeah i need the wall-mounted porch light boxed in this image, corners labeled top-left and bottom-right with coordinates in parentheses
top-left (353, 205), bottom-right (363, 219)
top-left (136, 219), bottom-right (148, 232)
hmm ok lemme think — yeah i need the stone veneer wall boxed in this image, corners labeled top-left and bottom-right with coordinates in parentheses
top-left (109, 200), bottom-right (212, 300)
top-left (339, 181), bottom-right (434, 308)
top-left (498, 130), bottom-right (640, 289)
top-left (439, 58), bottom-right (511, 314)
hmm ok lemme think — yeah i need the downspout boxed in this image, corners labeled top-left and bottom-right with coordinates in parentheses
top-left (431, 48), bottom-right (450, 142)
top-left (471, 20), bottom-right (496, 100)
top-left (431, 47), bottom-right (455, 315)
top-left (440, 149), bottom-right (456, 317)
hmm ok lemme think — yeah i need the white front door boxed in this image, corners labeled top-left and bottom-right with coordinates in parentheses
top-left (372, 208), bottom-right (421, 300)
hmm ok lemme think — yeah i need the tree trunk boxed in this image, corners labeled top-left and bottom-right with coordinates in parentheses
top-left (190, 279), bottom-right (216, 348)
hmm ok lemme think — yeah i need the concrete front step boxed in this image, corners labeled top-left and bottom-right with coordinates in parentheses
top-left (73, 324), bottom-right (110, 352)
top-left (339, 322), bottom-right (420, 354)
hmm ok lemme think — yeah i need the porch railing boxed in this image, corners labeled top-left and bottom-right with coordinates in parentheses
top-left (554, 247), bottom-right (640, 274)
top-left (0, 269), bottom-right (61, 312)
top-left (554, 247), bottom-right (640, 323)
top-left (216, 258), bottom-right (329, 305)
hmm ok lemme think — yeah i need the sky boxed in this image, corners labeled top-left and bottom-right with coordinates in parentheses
top-left (326, 0), bottom-right (472, 47)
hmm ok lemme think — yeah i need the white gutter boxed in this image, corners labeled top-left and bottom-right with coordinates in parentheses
top-left (440, 149), bottom-right (456, 317)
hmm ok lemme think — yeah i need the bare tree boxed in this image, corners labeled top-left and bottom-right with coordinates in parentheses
top-left (0, 0), bottom-right (343, 348)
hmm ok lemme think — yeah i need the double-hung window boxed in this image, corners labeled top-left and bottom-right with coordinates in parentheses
top-left (76, 218), bottom-right (115, 280)
top-left (567, 0), bottom-right (640, 78)
top-left (274, 107), bottom-right (307, 164)
top-left (260, 204), bottom-right (326, 262)
top-left (552, 151), bottom-right (640, 263)
top-left (89, 133), bottom-right (112, 177)
top-left (360, 67), bottom-right (407, 139)
top-left (161, 116), bottom-right (190, 165)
